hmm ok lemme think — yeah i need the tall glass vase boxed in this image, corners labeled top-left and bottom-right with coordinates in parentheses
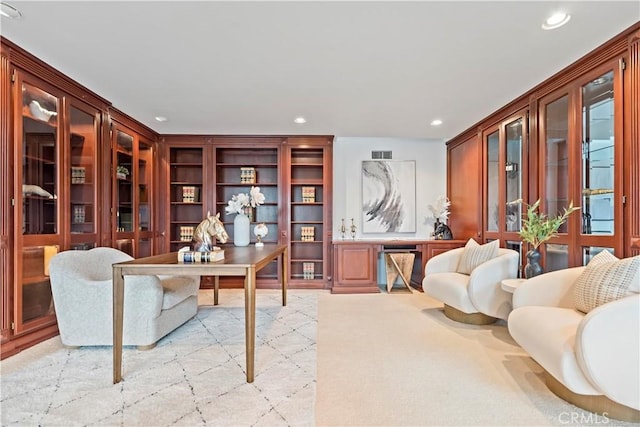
top-left (524, 248), bottom-right (543, 279)
top-left (233, 212), bottom-right (250, 247)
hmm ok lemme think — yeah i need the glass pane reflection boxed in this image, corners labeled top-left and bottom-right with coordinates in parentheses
top-left (486, 130), bottom-right (499, 232)
top-left (546, 244), bottom-right (568, 272)
top-left (505, 119), bottom-right (522, 232)
top-left (545, 95), bottom-right (569, 234)
top-left (581, 71), bottom-right (614, 235)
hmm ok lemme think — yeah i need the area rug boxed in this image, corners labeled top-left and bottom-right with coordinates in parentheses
top-left (0, 290), bottom-right (317, 427)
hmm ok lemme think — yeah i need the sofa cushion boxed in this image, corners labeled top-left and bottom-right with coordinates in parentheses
top-left (456, 238), bottom-right (499, 275)
top-left (573, 252), bottom-right (640, 313)
top-left (160, 276), bottom-right (200, 310)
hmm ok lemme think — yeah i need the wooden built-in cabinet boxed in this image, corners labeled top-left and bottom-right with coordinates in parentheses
top-left (447, 23), bottom-right (640, 266)
top-left (332, 240), bottom-right (466, 293)
top-left (160, 135), bottom-right (333, 289)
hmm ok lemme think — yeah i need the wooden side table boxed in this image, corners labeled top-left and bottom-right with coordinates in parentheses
top-left (501, 278), bottom-right (527, 293)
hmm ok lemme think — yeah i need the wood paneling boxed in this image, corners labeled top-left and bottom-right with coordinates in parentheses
top-left (448, 134), bottom-right (481, 240)
top-left (626, 29), bottom-right (640, 257)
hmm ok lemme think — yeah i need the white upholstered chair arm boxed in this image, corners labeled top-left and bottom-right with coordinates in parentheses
top-left (424, 247), bottom-right (464, 275)
top-left (576, 295), bottom-right (640, 410)
top-left (512, 267), bottom-right (585, 309)
top-left (467, 250), bottom-right (520, 319)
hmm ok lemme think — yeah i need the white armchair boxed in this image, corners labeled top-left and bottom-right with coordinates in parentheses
top-left (422, 245), bottom-right (520, 324)
top-left (508, 267), bottom-right (640, 422)
top-left (49, 247), bottom-right (200, 349)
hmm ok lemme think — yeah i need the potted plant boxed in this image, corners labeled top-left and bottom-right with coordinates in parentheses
top-left (116, 166), bottom-right (130, 180)
top-left (519, 199), bottom-right (580, 278)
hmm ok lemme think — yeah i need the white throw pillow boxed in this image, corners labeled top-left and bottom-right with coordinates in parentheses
top-left (456, 239), bottom-right (500, 275)
top-left (573, 251), bottom-right (640, 313)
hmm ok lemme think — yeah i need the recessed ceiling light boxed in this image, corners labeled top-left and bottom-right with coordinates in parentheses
top-left (294, 117), bottom-right (306, 124)
top-left (155, 116), bottom-right (168, 122)
top-left (0, 2), bottom-right (22, 19)
top-left (430, 119), bottom-right (443, 126)
top-left (542, 12), bottom-right (571, 30)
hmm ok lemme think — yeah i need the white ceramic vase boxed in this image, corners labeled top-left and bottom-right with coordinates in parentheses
top-left (233, 212), bottom-right (250, 246)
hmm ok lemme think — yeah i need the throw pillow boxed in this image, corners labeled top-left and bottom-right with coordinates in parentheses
top-left (456, 238), bottom-right (500, 275)
top-left (573, 251), bottom-right (640, 313)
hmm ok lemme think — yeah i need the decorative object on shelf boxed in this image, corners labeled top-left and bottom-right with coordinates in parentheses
top-left (350, 218), bottom-right (357, 240)
top-left (240, 167), bottom-right (256, 184)
top-left (428, 195), bottom-right (451, 239)
top-left (303, 262), bottom-right (315, 280)
top-left (225, 186), bottom-right (265, 247)
top-left (519, 199), bottom-right (580, 278)
top-left (302, 186), bottom-right (316, 203)
top-left (28, 100), bottom-right (57, 122)
top-left (340, 218), bottom-right (346, 240)
top-left (433, 220), bottom-right (453, 240)
top-left (254, 223), bottom-right (268, 247)
top-left (193, 212), bottom-right (229, 251)
top-left (180, 226), bottom-right (195, 242)
top-left (22, 184), bottom-right (56, 199)
top-left (362, 160), bottom-right (416, 233)
top-left (301, 226), bottom-right (315, 241)
top-left (181, 186), bottom-right (198, 203)
top-left (116, 166), bottom-right (129, 180)
top-left (71, 166), bottom-right (86, 183)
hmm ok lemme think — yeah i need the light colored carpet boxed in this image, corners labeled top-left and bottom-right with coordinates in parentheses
top-left (2, 288), bottom-right (635, 427)
top-left (315, 290), bottom-right (635, 427)
top-left (1, 290), bottom-right (317, 426)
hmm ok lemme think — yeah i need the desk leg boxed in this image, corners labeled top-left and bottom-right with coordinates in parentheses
top-left (282, 247), bottom-right (288, 306)
top-left (214, 276), bottom-right (219, 306)
top-left (113, 267), bottom-right (125, 384)
top-left (244, 266), bottom-right (256, 383)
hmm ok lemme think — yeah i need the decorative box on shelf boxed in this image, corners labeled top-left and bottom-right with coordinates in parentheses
top-left (302, 186), bottom-right (315, 203)
top-left (240, 167), bottom-right (256, 184)
top-left (181, 186), bottom-right (199, 203)
top-left (303, 262), bottom-right (315, 279)
top-left (301, 226), bottom-right (315, 241)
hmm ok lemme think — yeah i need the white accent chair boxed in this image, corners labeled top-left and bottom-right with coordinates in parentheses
top-left (49, 247), bottom-right (200, 349)
top-left (422, 247), bottom-right (520, 324)
top-left (508, 267), bottom-right (640, 422)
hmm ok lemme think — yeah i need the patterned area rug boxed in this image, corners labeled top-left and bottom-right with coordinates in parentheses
top-left (1, 290), bottom-right (317, 426)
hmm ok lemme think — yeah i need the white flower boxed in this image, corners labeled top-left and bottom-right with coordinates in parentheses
top-left (428, 195), bottom-right (451, 223)
top-left (225, 186), bottom-right (265, 215)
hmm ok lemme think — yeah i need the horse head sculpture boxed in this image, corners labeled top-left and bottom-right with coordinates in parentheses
top-left (193, 212), bottom-right (229, 251)
top-left (433, 219), bottom-right (453, 240)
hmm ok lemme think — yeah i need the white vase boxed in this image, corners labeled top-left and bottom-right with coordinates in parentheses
top-left (233, 212), bottom-right (250, 247)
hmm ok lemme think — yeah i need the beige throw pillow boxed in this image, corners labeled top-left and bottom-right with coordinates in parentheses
top-left (456, 239), bottom-right (500, 275)
top-left (573, 251), bottom-right (640, 313)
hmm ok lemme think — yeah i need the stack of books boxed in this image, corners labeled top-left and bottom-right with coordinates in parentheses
top-left (302, 186), bottom-right (315, 203)
top-left (182, 186), bottom-right (199, 203)
top-left (178, 248), bottom-right (225, 263)
top-left (240, 167), bottom-right (256, 183)
top-left (179, 226), bottom-right (194, 241)
top-left (303, 262), bottom-right (315, 280)
top-left (71, 167), bottom-right (86, 184)
top-left (301, 226), bottom-right (315, 241)
top-left (72, 205), bottom-right (85, 224)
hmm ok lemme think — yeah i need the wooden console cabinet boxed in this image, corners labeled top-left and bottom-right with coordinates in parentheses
top-left (332, 240), bottom-right (466, 293)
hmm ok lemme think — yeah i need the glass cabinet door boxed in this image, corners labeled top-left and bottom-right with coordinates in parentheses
top-left (18, 79), bottom-right (61, 332)
top-left (137, 140), bottom-right (153, 257)
top-left (486, 130), bottom-right (499, 232)
top-left (505, 118), bottom-right (523, 233)
top-left (115, 130), bottom-right (134, 235)
top-left (69, 104), bottom-right (98, 250)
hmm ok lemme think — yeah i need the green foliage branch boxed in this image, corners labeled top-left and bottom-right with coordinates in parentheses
top-left (519, 199), bottom-right (580, 250)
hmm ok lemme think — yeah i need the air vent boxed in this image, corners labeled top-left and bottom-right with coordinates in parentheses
top-left (371, 151), bottom-right (392, 160)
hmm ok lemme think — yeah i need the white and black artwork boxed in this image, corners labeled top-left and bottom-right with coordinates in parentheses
top-left (362, 160), bottom-right (415, 233)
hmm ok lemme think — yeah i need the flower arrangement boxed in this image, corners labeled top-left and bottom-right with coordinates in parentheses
top-left (225, 186), bottom-right (265, 215)
top-left (519, 199), bottom-right (580, 250)
top-left (428, 195), bottom-right (451, 223)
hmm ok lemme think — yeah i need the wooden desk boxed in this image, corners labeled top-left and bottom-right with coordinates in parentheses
top-left (112, 244), bottom-right (288, 384)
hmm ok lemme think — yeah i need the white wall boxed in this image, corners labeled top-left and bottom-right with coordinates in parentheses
top-left (333, 136), bottom-right (447, 241)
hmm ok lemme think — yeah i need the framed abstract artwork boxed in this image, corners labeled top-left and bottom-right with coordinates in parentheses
top-left (361, 160), bottom-right (416, 233)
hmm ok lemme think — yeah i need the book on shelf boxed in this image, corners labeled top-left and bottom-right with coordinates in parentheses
top-left (73, 205), bottom-right (86, 224)
top-left (303, 262), bottom-right (315, 280)
top-left (178, 248), bottom-right (225, 263)
top-left (180, 226), bottom-right (195, 242)
top-left (181, 186), bottom-right (199, 203)
top-left (71, 166), bottom-right (86, 183)
top-left (301, 226), bottom-right (315, 241)
top-left (240, 167), bottom-right (256, 184)
top-left (302, 186), bottom-right (315, 203)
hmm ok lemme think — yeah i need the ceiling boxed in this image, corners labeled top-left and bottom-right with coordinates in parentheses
top-left (1, 1), bottom-right (639, 141)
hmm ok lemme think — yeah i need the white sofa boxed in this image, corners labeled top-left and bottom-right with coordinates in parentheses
top-left (508, 267), bottom-right (640, 422)
top-left (49, 247), bottom-right (200, 349)
top-left (422, 246), bottom-right (520, 324)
